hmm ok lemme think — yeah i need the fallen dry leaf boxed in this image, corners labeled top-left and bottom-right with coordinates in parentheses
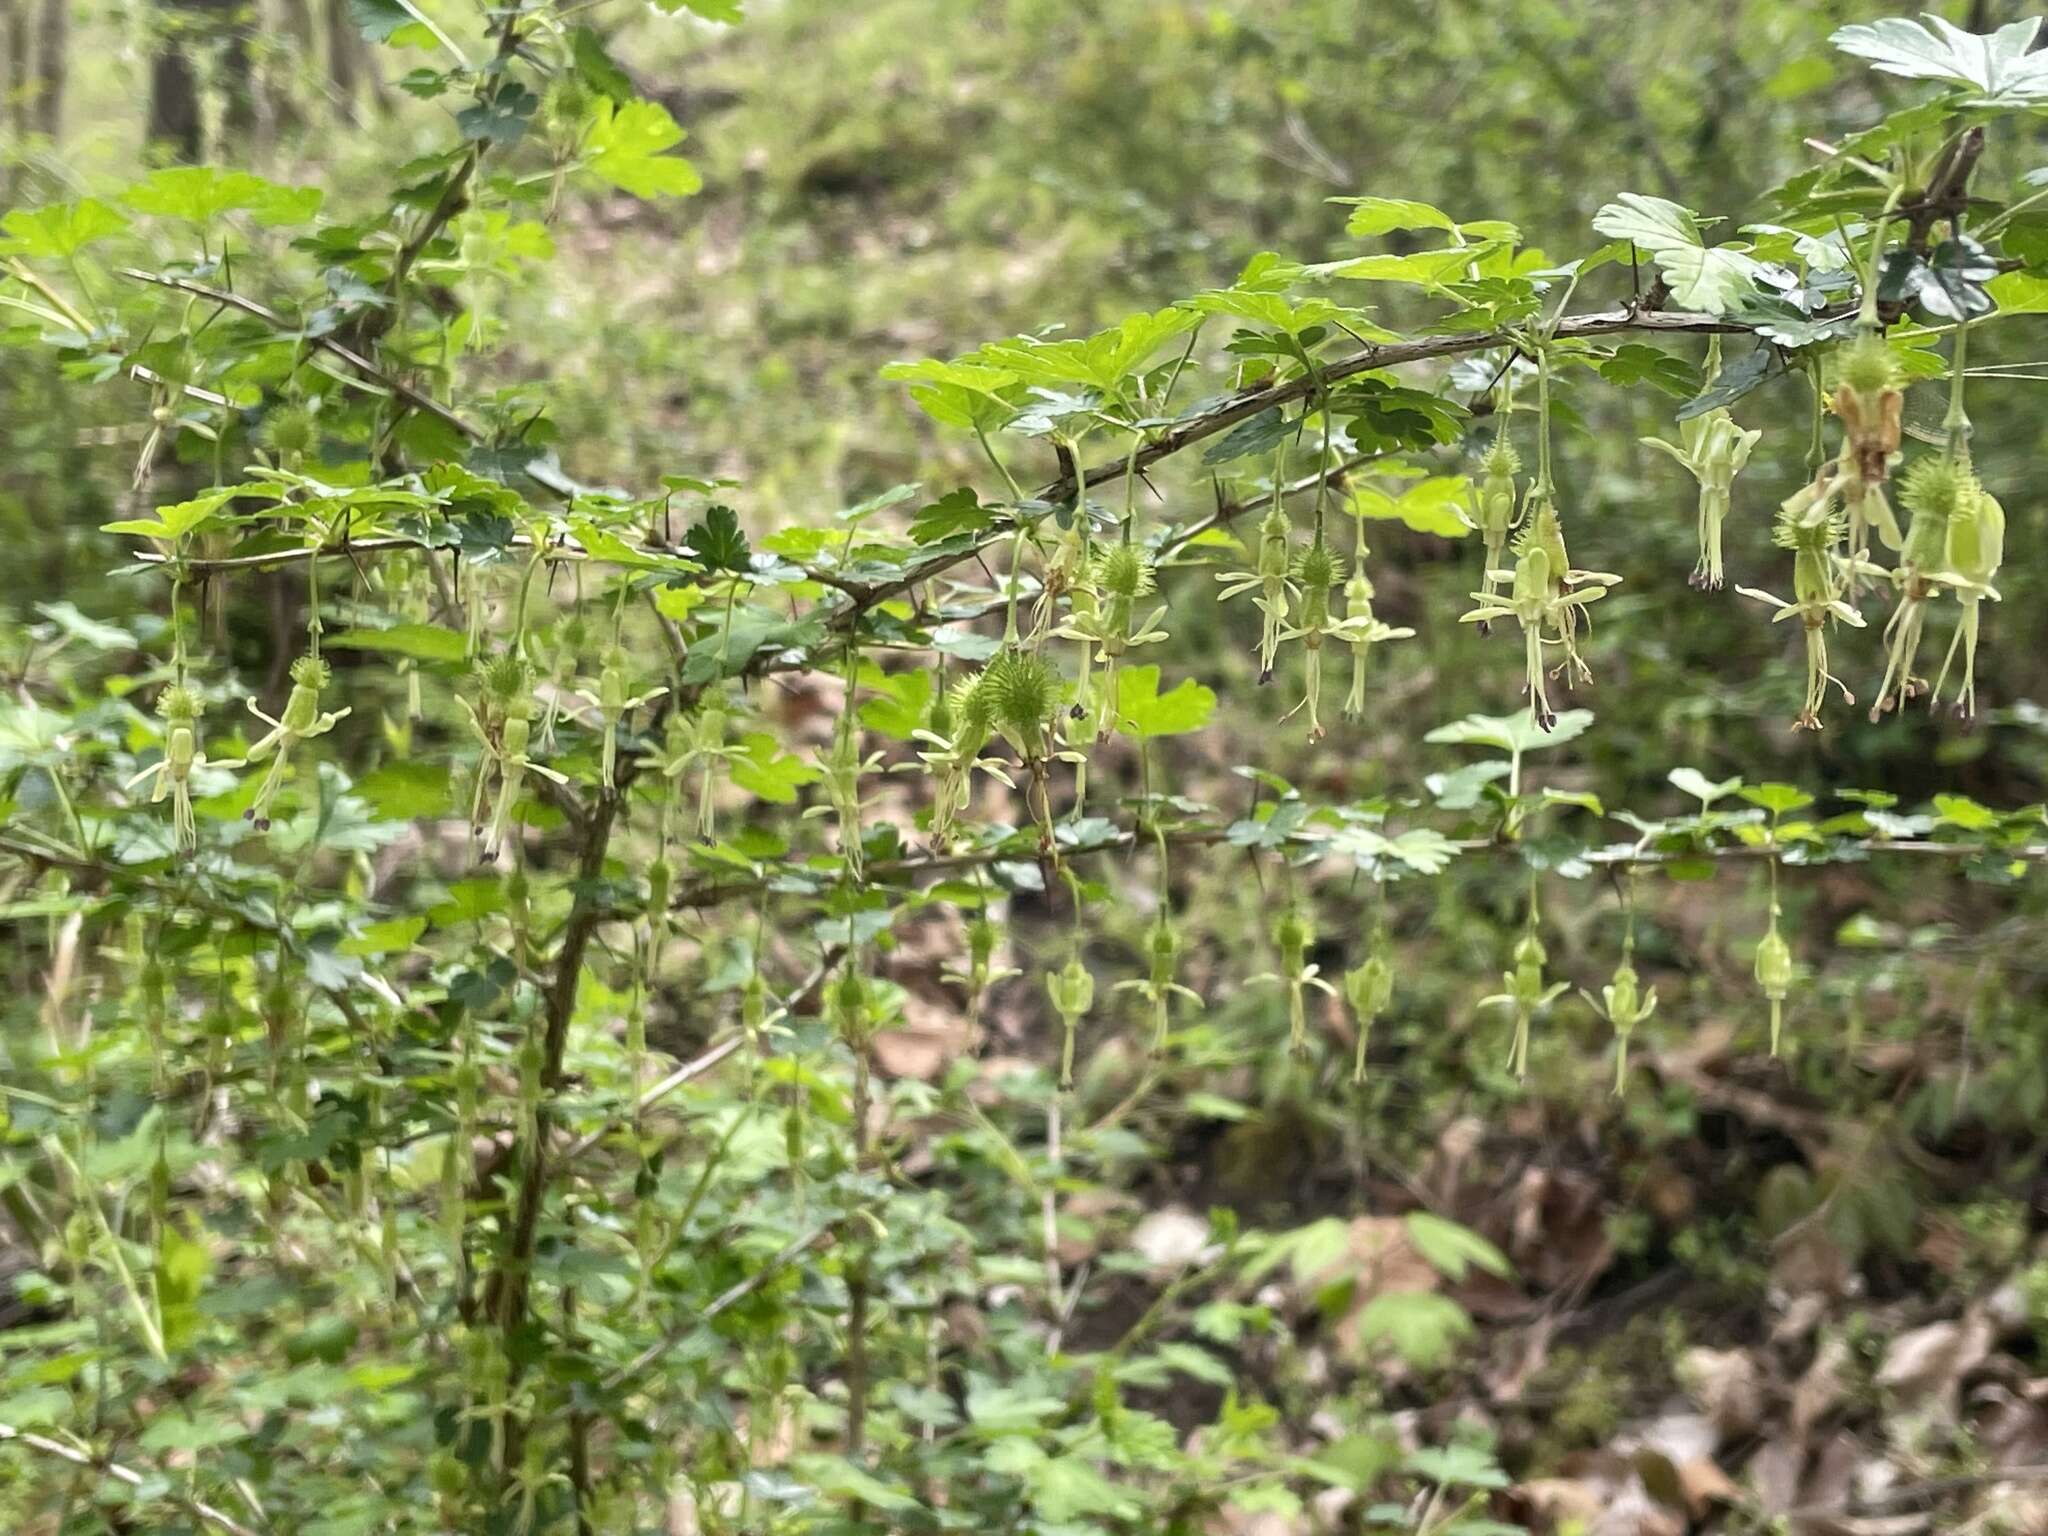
top-left (1678, 1345), bottom-right (1767, 1442)
top-left (1874, 1311), bottom-right (1994, 1419)
top-left (1792, 1333), bottom-right (1853, 1440)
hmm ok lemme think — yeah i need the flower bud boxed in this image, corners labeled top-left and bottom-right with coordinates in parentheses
top-left (1047, 958), bottom-right (1094, 1089)
top-left (1754, 922), bottom-right (1794, 1056)
top-left (1343, 952), bottom-right (1393, 1085)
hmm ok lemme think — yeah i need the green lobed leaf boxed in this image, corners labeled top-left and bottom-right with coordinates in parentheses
top-left (584, 97), bottom-right (704, 199)
top-left (1113, 666), bottom-right (1217, 738)
top-left (1590, 193), bottom-right (1762, 314)
top-left (1831, 15), bottom-right (2048, 106)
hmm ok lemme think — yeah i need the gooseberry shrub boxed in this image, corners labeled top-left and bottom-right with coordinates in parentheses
top-left (2, 7), bottom-right (2048, 1534)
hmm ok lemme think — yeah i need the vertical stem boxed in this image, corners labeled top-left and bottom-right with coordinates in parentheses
top-left (1041, 1094), bottom-right (1064, 1341)
top-left (1944, 311), bottom-right (1971, 459)
top-left (1857, 190), bottom-right (1903, 331)
top-left (846, 1036), bottom-right (871, 1461)
top-left (486, 783), bottom-right (622, 1503)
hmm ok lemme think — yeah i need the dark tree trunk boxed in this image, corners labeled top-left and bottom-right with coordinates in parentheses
top-left (219, 1), bottom-right (256, 144)
top-left (147, 36), bottom-right (204, 161)
top-left (267, 0), bottom-right (314, 136)
top-left (322, 0), bottom-right (355, 105)
top-left (146, 0), bottom-right (246, 163)
top-left (3, 0), bottom-right (28, 147)
top-left (31, 0), bottom-right (60, 139)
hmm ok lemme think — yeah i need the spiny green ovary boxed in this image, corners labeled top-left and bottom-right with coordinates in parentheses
top-left (290, 655), bottom-right (332, 689)
top-left (1293, 541), bottom-right (1343, 630)
top-left (1273, 909), bottom-right (1312, 964)
top-left (1479, 434), bottom-right (1521, 479)
top-left (1835, 332), bottom-right (1902, 397)
top-left (980, 649), bottom-right (1061, 739)
top-left (261, 405), bottom-right (316, 459)
top-left (1772, 507), bottom-right (1842, 555)
top-left (1292, 541), bottom-right (1342, 593)
top-left (156, 685), bottom-right (202, 722)
top-left (1776, 506), bottom-right (1845, 607)
top-left (1093, 544), bottom-right (1155, 602)
top-left (1898, 456), bottom-right (1979, 566)
top-left (481, 653), bottom-right (529, 702)
top-left (539, 74), bottom-right (593, 138)
top-left (1513, 500), bottom-right (1568, 577)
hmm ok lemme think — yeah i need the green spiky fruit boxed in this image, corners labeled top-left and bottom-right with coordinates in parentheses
top-left (981, 648), bottom-right (1062, 742)
top-left (1094, 543), bottom-right (1155, 601)
top-left (949, 669), bottom-right (999, 739)
top-left (1898, 455), bottom-right (1977, 522)
top-left (1898, 455), bottom-right (1978, 568)
top-left (156, 685), bottom-right (202, 722)
top-left (540, 75), bottom-right (593, 140)
top-left (289, 655), bottom-right (332, 689)
top-left (1292, 540), bottom-right (1343, 593)
top-left (1479, 434), bottom-right (1521, 477)
top-left (1836, 332), bottom-right (1901, 397)
top-left (481, 653), bottom-right (530, 703)
top-left (261, 404), bottom-right (317, 460)
top-left (1772, 506), bottom-right (1843, 555)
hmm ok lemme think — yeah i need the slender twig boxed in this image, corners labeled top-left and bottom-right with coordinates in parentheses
top-left (600, 1220), bottom-right (842, 1391)
top-left (560, 1032), bottom-right (747, 1159)
top-left (114, 268), bottom-right (580, 500)
top-left (666, 822), bottom-right (2048, 912)
top-left (0, 1421), bottom-right (266, 1536)
top-left (4, 258), bottom-right (231, 408)
top-left (1037, 307), bottom-right (1756, 507)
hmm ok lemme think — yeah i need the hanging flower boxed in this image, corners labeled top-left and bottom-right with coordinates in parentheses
top-left (1463, 433), bottom-right (1524, 611)
top-left (1872, 454), bottom-right (1976, 720)
top-left (126, 685), bottom-right (218, 853)
top-left (1753, 910), bottom-right (1794, 1056)
top-left (1113, 913), bottom-right (1200, 1054)
top-left (1342, 944), bottom-right (1394, 1085)
top-left (1480, 928), bottom-right (1567, 1079)
top-left (1216, 500), bottom-right (1298, 683)
top-left (1333, 557), bottom-right (1415, 721)
top-left (1055, 542), bottom-right (1168, 739)
top-left (1736, 495), bottom-right (1863, 730)
top-left (1639, 343), bottom-right (1761, 590)
top-left (1276, 536), bottom-right (1343, 741)
top-left (1930, 486), bottom-right (2006, 717)
top-left (242, 655), bottom-right (351, 832)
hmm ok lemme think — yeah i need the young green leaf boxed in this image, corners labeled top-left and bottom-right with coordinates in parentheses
top-left (1590, 194), bottom-right (1761, 314)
